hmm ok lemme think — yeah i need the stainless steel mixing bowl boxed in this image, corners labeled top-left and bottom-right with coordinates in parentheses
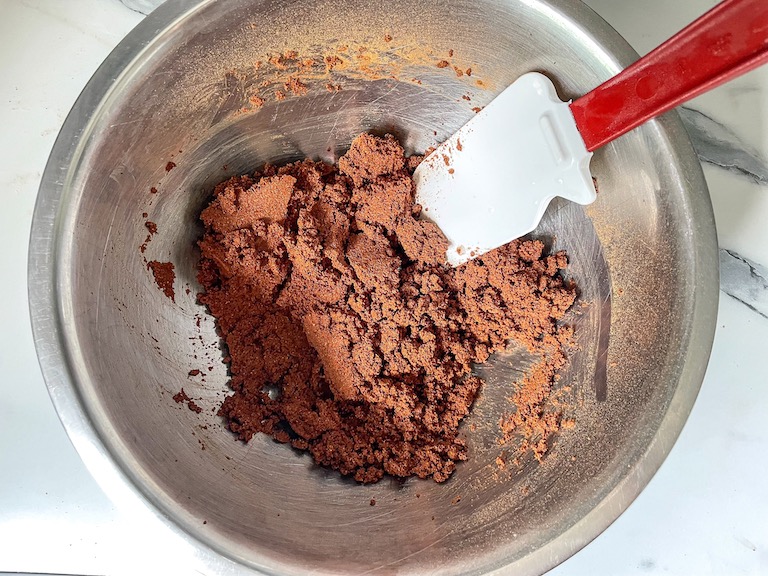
top-left (29, 0), bottom-right (718, 574)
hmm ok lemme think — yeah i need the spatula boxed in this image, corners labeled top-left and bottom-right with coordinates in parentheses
top-left (414, 0), bottom-right (768, 266)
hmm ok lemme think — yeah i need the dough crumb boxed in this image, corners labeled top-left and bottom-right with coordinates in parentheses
top-left (173, 388), bottom-right (202, 413)
top-left (148, 261), bottom-right (175, 301)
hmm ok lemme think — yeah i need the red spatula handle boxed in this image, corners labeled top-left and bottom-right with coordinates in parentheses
top-left (570, 0), bottom-right (768, 152)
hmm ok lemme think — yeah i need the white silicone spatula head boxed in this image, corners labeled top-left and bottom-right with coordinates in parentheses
top-left (414, 0), bottom-right (768, 266)
top-left (413, 73), bottom-right (595, 266)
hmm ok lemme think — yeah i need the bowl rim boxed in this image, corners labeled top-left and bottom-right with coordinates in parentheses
top-left (27, 0), bottom-right (719, 574)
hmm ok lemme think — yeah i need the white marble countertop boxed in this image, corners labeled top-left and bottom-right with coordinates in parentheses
top-left (1, 0), bottom-right (766, 574)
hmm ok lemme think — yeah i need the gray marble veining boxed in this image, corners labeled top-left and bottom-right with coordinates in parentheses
top-left (680, 107), bottom-right (768, 186)
top-left (719, 248), bottom-right (768, 319)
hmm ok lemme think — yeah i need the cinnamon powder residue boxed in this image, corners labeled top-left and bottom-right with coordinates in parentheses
top-left (197, 134), bottom-right (575, 483)
top-left (324, 54), bottom-right (344, 70)
top-left (148, 260), bottom-right (176, 302)
top-left (225, 42), bottom-right (487, 114)
top-left (284, 76), bottom-right (308, 96)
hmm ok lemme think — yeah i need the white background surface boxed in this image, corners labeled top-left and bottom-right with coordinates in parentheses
top-left (1, 0), bottom-right (767, 574)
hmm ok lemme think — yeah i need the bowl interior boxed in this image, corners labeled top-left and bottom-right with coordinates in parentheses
top-left (48, 0), bottom-right (715, 574)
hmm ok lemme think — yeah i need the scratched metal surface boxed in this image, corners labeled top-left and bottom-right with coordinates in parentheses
top-left (28, 0), bottom-right (718, 574)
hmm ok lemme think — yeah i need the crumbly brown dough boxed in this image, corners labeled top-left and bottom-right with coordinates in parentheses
top-left (197, 134), bottom-right (575, 483)
top-left (148, 260), bottom-right (175, 302)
